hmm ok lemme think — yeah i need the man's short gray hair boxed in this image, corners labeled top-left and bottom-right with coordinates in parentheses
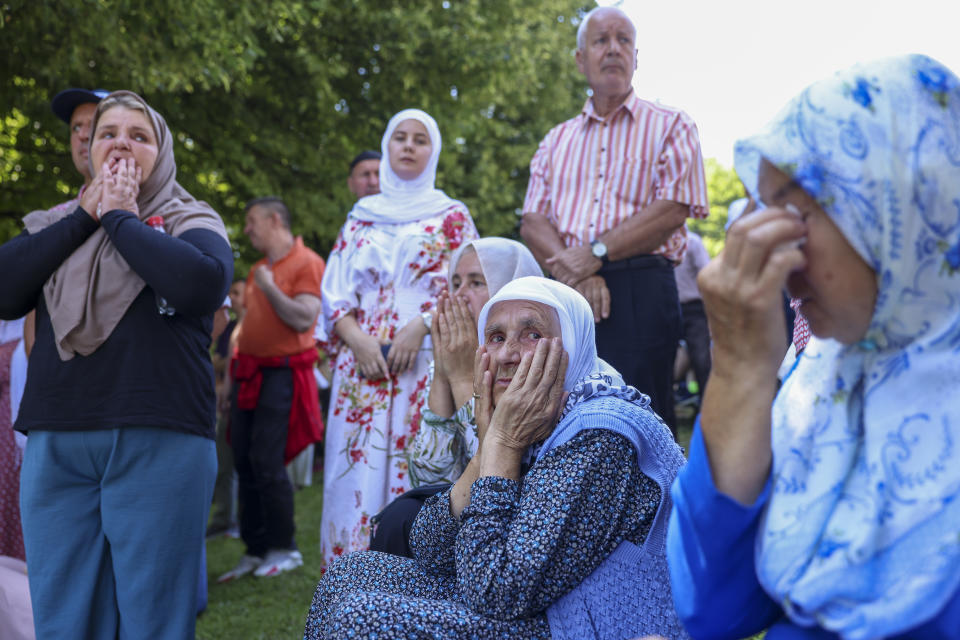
top-left (576, 5), bottom-right (635, 50)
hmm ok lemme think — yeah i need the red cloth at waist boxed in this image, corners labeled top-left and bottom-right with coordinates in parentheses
top-left (231, 349), bottom-right (324, 463)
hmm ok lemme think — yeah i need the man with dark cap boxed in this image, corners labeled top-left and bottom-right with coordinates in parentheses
top-left (48, 88), bottom-right (110, 211)
top-left (346, 150), bottom-right (381, 199)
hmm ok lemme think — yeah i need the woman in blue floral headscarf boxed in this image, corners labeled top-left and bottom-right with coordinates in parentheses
top-left (667, 55), bottom-right (960, 639)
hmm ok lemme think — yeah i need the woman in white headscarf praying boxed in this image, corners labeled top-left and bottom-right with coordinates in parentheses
top-left (305, 277), bottom-right (688, 640)
top-left (319, 109), bottom-right (478, 566)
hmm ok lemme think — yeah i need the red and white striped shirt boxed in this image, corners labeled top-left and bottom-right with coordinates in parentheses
top-left (523, 91), bottom-right (709, 263)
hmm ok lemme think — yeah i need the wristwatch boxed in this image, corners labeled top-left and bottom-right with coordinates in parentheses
top-left (421, 311), bottom-right (433, 331)
top-left (590, 239), bottom-right (609, 264)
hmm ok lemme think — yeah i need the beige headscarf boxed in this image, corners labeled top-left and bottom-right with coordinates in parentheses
top-left (23, 90), bottom-right (228, 360)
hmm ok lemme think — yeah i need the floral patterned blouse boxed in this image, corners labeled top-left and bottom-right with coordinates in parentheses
top-left (407, 361), bottom-right (479, 487)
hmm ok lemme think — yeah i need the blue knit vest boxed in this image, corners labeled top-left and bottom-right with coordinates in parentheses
top-left (536, 395), bottom-right (690, 640)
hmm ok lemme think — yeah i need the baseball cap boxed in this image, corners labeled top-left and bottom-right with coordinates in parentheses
top-left (51, 88), bottom-right (111, 124)
top-left (349, 150), bottom-right (381, 172)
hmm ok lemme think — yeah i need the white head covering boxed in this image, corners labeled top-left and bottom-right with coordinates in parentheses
top-left (735, 55), bottom-right (960, 637)
top-left (349, 108), bottom-right (462, 224)
top-left (477, 276), bottom-right (611, 391)
top-left (448, 237), bottom-right (543, 295)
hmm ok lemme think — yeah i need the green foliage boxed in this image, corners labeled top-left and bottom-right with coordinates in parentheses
top-left (690, 158), bottom-right (746, 257)
top-left (1, 0), bottom-right (591, 273)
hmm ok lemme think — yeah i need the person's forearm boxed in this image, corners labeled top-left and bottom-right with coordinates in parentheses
top-left (101, 211), bottom-right (233, 316)
top-left (259, 283), bottom-right (319, 333)
top-left (0, 209), bottom-right (99, 319)
top-left (449, 455), bottom-right (482, 520)
top-left (699, 358), bottom-right (778, 505)
top-left (477, 436), bottom-right (524, 483)
top-left (427, 372), bottom-right (456, 418)
top-left (599, 199), bottom-right (689, 261)
top-left (447, 376), bottom-right (474, 414)
top-left (519, 212), bottom-right (567, 272)
top-left (334, 314), bottom-right (369, 351)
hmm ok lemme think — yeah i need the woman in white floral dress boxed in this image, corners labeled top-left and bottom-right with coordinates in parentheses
top-left (319, 109), bottom-right (477, 566)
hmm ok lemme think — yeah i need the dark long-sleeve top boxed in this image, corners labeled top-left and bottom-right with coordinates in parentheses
top-left (0, 207), bottom-right (233, 439)
top-left (667, 419), bottom-right (960, 639)
top-left (409, 428), bottom-right (661, 621)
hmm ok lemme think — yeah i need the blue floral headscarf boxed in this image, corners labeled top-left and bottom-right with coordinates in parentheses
top-left (735, 55), bottom-right (960, 638)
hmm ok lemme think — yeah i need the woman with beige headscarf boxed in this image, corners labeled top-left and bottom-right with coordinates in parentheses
top-left (0, 90), bottom-right (232, 639)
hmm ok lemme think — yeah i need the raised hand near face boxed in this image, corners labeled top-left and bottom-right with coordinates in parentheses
top-left (436, 291), bottom-right (479, 385)
top-left (698, 206), bottom-right (806, 377)
top-left (79, 172), bottom-right (105, 222)
top-left (485, 337), bottom-right (568, 452)
top-left (472, 345), bottom-right (494, 445)
top-left (100, 157), bottom-right (142, 217)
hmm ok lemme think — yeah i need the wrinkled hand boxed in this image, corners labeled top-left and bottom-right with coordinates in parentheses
top-left (351, 332), bottom-right (389, 380)
top-left (574, 275), bottom-right (610, 323)
top-left (699, 206), bottom-right (806, 376)
top-left (546, 245), bottom-right (601, 286)
top-left (100, 158), bottom-right (141, 216)
top-left (387, 316), bottom-right (427, 374)
top-left (253, 265), bottom-right (275, 292)
top-left (472, 345), bottom-right (493, 444)
top-left (79, 172), bottom-right (104, 222)
top-left (435, 292), bottom-right (478, 385)
top-left (486, 337), bottom-right (568, 451)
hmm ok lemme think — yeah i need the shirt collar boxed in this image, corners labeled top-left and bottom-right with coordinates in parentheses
top-left (581, 89), bottom-right (641, 124)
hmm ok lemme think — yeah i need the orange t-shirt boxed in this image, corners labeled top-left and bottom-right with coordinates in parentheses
top-left (237, 237), bottom-right (325, 358)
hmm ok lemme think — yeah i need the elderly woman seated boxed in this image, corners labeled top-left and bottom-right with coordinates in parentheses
top-left (304, 276), bottom-right (688, 639)
top-left (667, 54), bottom-right (960, 639)
top-left (369, 237), bottom-right (543, 557)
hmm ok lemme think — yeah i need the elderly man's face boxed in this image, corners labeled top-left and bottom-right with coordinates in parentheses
top-left (575, 8), bottom-right (637, 100)
top-left (69, 102), bottom-right (98, 183)
top-left (347, 159), bottom-right (381, 198)
top-left (483, 300), bottom-right (562, 405)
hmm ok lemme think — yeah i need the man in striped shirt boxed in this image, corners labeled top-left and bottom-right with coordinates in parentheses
top-left (520, 5), bottom-right (709, 434)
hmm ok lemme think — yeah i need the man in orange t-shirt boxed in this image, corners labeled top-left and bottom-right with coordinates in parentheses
top-left (220, 197), bottom-right (325, 582)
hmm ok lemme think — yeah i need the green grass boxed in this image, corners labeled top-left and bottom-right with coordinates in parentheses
top-left (197, 483), bottom-right (324, 640)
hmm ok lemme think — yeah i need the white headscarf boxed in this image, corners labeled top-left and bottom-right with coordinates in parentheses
top-left (350, 108), bottom-right (463, 224)
top-left (477, 276), bottom-right (616, 391)
top-left (735, 55), bottom-right (960, 638)
top-left (448, 237), bottom-right (543, 295)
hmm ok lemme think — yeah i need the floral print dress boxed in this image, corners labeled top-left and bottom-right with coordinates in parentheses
top-left (319, 204), bottom-right (477, 567)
